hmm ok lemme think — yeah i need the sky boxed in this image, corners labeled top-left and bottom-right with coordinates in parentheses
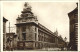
top-left (2, 2), bottom-right (77, 42)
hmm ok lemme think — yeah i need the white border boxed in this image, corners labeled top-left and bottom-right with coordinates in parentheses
top-left (78, 0), bottom-right (80, 51)
top-left (1, 1), bottom-right (3, 52)
top-left (1, 0), bottom-right (79, 52)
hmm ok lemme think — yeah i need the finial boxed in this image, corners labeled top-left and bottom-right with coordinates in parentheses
top-left (22, 2), bottom-right (32, 13)
top-left (24, 2), bottom-right (32, 8)
top-left (24, 2), bottom-right (28, 7)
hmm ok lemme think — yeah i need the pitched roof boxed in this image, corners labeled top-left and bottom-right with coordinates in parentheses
top-left (3, 17), bottom-right (8, 22)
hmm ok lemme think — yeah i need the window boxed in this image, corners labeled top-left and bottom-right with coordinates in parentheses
top-left (22, 26), bottom-right (26, 32)
top-left (52, 37), bottom-right (55, 43)
top-left (75, 12), bottom-right (78, 17)
top-left (35, 27), bottom-right (36, 31)
top-left (22, 26), bottom-right (26, 40)
top-left (35, 33), bottom-right (37, 41)
top-left (17, 27), bottom-right (19, 33)
top-left (22, 33), bottom-right (26, 40)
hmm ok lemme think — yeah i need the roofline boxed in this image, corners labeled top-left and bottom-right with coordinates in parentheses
top-left (68, 7), bottom-right (78, 15)
top-left (3, 17), bottom-right (8, 22)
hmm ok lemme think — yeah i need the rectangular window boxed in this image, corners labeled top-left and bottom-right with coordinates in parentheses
top-left (22, 26), bottom-right (26, 40)
top-left (35, 27), bottom-right (36, 31)
top-left (53, 37), bottom-right (55, 43)
top-left (38, 35), bottom-right (40, 41)
top-left (22, 33), bottom-right (26, 40)
top-left (35, 33), bottom-right (37, 41)
top-left (17, 27), bottom-right (20, 33)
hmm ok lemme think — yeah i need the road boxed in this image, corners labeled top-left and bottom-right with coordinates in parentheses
top-left (14, 48), bottom-right (67, 51)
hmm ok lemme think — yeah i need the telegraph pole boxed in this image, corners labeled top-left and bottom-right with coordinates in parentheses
top-left (8, 22), bottom-right (15, 50)
top-left (8, 22), bottom-right (15, 33)
top-left (9, 22), bottom-right (10, 33)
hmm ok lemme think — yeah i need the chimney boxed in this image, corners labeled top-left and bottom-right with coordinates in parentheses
top-left (76, 3), bottom-right (78, 7)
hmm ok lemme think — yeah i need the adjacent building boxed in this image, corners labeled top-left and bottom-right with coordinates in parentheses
top-left (68, 3), bottom-right (78, 51)
top-left (6, 33), bottom-right (17, 50)
top-left (3, 17), bottom-right (8, 50)
top-left (15, 2), bottom-right (66, 50)
top-left (3, 17), bottom-right (17, 51)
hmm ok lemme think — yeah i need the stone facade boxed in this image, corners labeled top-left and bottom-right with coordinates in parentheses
top-left (6, 33), bottom-right (17, 50)
top-left (15, 2), bottom-right (66, 50)
top-left (68, 3), bottom-right (78, 51)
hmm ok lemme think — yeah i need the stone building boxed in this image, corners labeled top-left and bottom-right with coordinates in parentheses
top-left (3, 17), bottom-right (8, 50)
top-left (68, 3), bottom-right (78, 51)
top-left (6, 33), bottom-right (17, 50)
top-left (15, 2), bottom-right (66, 50)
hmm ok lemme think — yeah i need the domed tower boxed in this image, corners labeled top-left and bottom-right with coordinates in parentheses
top-left (16, 2), bottom-right (38, 24)
top-left (15, 2), bottom-right (38, 49)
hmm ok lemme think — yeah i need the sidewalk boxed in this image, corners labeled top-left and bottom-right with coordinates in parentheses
top-left (13, 48), bottom-right (67, 51)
